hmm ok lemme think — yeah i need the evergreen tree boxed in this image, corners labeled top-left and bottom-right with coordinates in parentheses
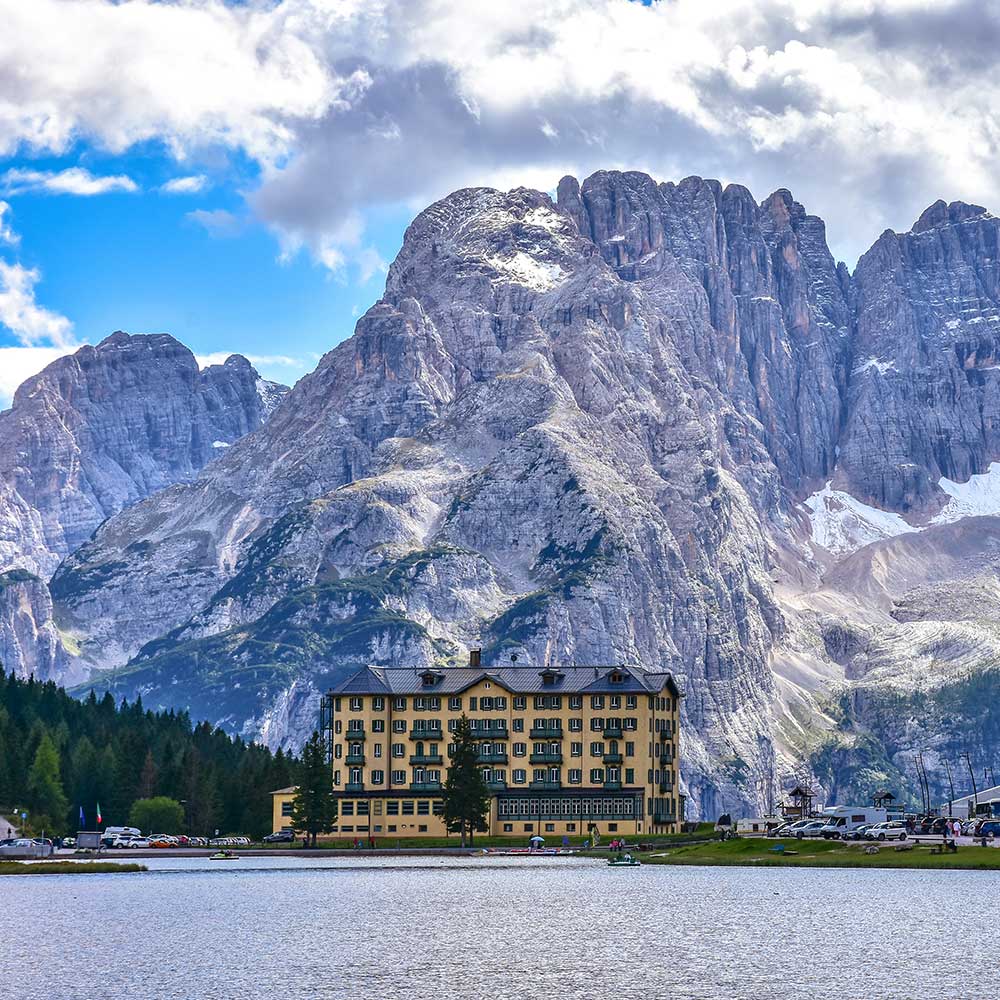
top-left (443, 715), bottom-right (490, 846)
top-left (130, 796), bottom-right (185, 833)
top-left (27, 732), bottom-right (68, 834)
top-left (289, 731), bottom-right (338, 847)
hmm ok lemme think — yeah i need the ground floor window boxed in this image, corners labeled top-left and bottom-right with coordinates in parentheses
top-left (608, 823), bottom-right (618, 832)
top-left (341, 825), bottom-right (354, 833)
top-left (524, 823), bottom-right (533, 832)
top-left (503, 824), bottom-right (513, 832)
top-left (386, 801), bottom-right (399, 815)
top-left (388, 825), bottom-right (397, 832)
top-left (545, 823), bottom-right (555, 832)
top-left (418, 824), bottom-right (428, 832)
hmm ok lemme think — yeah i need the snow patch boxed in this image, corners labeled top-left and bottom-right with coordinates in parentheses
top-left (212, 440), bottom-right (230, 449)
top-left (804, 482), bottom-right (916, 556)
top-left (486, 251), bottom-right (566, 291)
top-left (852, 357), bottom-right (897, 376)
top-left (932, 462), bottom-right (1000, 524)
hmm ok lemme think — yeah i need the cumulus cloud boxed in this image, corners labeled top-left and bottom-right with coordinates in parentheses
top-left (186, 208), bottom-right (244, 238)
top-left (0, 345), bottom-right (76, 407)
top-left (0, 167), bottom-right (137, 197)
top-left (0, 261), bottom-right (74, 347)
top-left (161, 175), bottom-right (209, 195)
top-left (195, 351), bottom-right (302, 369)
top-left (0, 201), bottom-right (18, 245)
top-left (3, 0), bottom-right (1000, 265)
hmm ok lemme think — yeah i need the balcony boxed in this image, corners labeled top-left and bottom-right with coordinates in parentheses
top-left (409, 728), bottom-right (444, 741)
top-left (659, 781), bottom-right (674, 794)
top-left (486, 779), bottom-right (508, 790)
top-left (345, 753), bottom-right (365, 765)
top-left (603, 726), bottom-right (623, 740)
top-left (528, 779), bottom-right (562, 790)
top-left (658, 729), bottom-right (670, 741)
top-left (530, 726), bottom-right (563, 740)
top-left (344, 782), bottom-right (365, 793)
top-left (409, 781), bottom-right (443, 793)
top-left (410, 754), bottom-right (443, 765)
top-left (603, 780), bottom-right (622, 791)
top-left (652, 809), bottom-right (676, 823)
top-left (658, 749), bottom-right (674, 763)
top-left (529, 752), bottom-right (563, 764)
top-left (478, 752), bottom-right (509, 765)
top-left (344, 729), bottom-right (367, 741)
top-left (602, 753), bottom-right (623, 764)
top-left (472, 726), bottom-right (509, 741)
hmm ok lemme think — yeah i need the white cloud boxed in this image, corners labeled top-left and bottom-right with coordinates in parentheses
top-left (0, 260), bottom-right (74, 347)
top-left (0, 201), bottom-right (18, 245)
top-left (0, 167), bottom-right (138, 197)
top-left (2, 0), bottom-right (1000, 266)
top-left (161, 175), bottom-right (208, 195)
top-left (186, 208), bottom-right (244, 238)
top-left (0, 345), bottom-right (76, 407)
top-left (195, 352), bottom-right (301, 369)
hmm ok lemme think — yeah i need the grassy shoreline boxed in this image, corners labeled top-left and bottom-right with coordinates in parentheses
top-left (0, 861), bottom-right (147, 876)
top-left (629, 838), bottom-right (1000, 871)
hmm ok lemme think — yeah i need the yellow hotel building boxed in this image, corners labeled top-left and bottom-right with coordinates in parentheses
top-left (272, 653), bottom-right (682, 840)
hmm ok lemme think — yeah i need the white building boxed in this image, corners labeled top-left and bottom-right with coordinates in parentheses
top-left (941, 783), bottom-right (1000, 819)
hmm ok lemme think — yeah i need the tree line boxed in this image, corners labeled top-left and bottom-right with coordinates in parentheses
top-left (0, 669), bottom-right (299, 839)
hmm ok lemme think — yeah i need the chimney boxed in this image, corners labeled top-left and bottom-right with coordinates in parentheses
top-left (469, 648), bottom-right (481, 668)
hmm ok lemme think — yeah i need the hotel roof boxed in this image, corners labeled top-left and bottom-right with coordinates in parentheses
top-left (331, 664), bottom-right (682, 698)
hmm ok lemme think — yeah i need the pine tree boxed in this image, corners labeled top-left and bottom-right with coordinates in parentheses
top-left (443, 715), bottom-right (491, 846)
top-left (289, 731), bottom-right (338, 847)
top-left (27, 732), bottom-right (69, 834)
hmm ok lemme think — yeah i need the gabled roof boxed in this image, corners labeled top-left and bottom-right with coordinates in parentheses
top-left (331, 663), bottom-right (682, 697)
top-left (270, 786), bottom-right (297, 796)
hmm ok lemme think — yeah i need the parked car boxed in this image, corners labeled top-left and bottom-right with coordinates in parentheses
top-left (62, 837), bottom-right (76, 849)
top-left (263, 830), bottom-right (295, 844)
top-left (840, 824), bottom-right (874, 841)
top-left (797, 821), bottom-right (828, 838)
top-left (865, 821), bottom-right (908, 842)
top-left (774, 820), bottom-right (811, 837)
top-left (977, 821), bottom-right (1000, 839)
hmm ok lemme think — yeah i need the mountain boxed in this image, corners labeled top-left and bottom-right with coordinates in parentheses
top-left (38, 175), bottom-right (1000, 817)
top-left (0, 332), bottom-right (288, 683)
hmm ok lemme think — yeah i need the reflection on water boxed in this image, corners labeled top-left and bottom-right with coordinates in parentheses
top-left (3, 855), bottom-right (997, 999)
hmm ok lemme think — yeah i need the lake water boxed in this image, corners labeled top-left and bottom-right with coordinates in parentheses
top-left (3, 855), bottom-right (997, 999)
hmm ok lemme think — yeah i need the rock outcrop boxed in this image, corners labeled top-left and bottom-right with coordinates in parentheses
top-left (0, 333), bottom-right (288, 680)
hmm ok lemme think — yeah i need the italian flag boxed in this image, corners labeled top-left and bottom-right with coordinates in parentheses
top-left (96, 802), bottom-right (102, 826)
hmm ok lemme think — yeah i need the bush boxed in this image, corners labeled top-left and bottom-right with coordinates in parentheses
top-left (129, 796), bottom-right (185, 834)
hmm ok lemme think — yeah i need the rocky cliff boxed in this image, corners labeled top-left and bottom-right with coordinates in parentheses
top-left (24, 175), bottom-right (1000, 816)
top-left (0, 332), bottom-right (288, 682)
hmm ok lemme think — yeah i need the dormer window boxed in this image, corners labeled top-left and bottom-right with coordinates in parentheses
top-left (539, 668), bottom-right (564, 686)
top-left (609, 671), bottom-right (624, 684)
top-left (420, 669), bottom-right (443, 687)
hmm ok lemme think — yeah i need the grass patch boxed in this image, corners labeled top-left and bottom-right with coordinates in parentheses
top-left (636, 837), bottom-right (1000, 871)
top-left (0, 861), bottom-right (147, 875)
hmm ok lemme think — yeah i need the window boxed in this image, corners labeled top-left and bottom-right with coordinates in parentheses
top-left (496, 696), bottom-right (507, 710)
top-left (417, 801), bottom-right (430, 815)
top-left (548, 767), bottom-right (560, 782)
top-left (392, 743), bottom-right (405, 758)
top-left (590, 742), bottom-right (604, 756)
top-left (513, 769), bottom-right (526, 784)
top-left (494, 769), bottom-right (507, 783)
top-left (503, 823), bottom-right (513, 833)
top-left (606, 767), bottom-right (621, 782)
top-left (430, 696), bottom-right (440, 710)
top-left (568, 769), bottom-right (582, 784)
top-left (341, 826), bottom-right (353, 833)
top-left (386, 801), bottom-right (400, 815)
top-left (469, 697), bottom-right (478, 711)
top-left (334, 744), bottom-right (343, 759)
top-left (610, 695), bottom-right (621, 709)
top-left (393, 696), bottom-right (406, 711)
top-left (349, 768), bottom-right (362, 785)
top-left (571, 742), bottom-right (582, 757)
top-left (590, 695), bottom-right (605, 710)
top-left (402, 801), bottom-right (415, 815)
top-left (418, 825), bottom-right (428, 833)
top-left (625, 741), bottom-right (634, 757)
top-left (374, 744), bottom-right (383, 758)
top-left (590, 718), bottom-right (603, 732)
top-left (533, 741), bottom-right (546, 755)
top-left (350, 696), bottom-right (363, 711)
top-left (357, 802), bottom-right (370, 815)
top-left (513, 696), bottom-right (526, 710)
top-left (608, 823), bottom-right (618, 832)
top-left (391, 770), bottom-right (406, 784)
top-left (524, 824), bottom-right (534, 833)
top-left (569, 718), bottom-right (582, 732)
top-left (413, 767), bottom-right (425, 784)
top-left (334, 720), bottom-right (342, 734)
top-left (347, 720), bottom-right (364, 734)
top-left (569, 695), bottom-right (582, 710)
top-left (372, 719), bottom-right (385, 733)
top-left (342, 802), bottom-right (355, 816)
top-left (433, 801), bottom-right (444, 816)
top-left (513, 742), bottom-right (527, 757)
top-left (415, 696), bottom-right (427, 711)
top-left (388, 824), bottom-right (397, 832)
top-left (625, 717), bottom-right (638, 731)
top-left (281, 801), bottom-right (293, 816)
top-left (625, 769), bottom-right (634, 784)
top-left (373, 696), bottom-right (385, 711)
top-left (392, 720), bottom-right (406, 733)
top-left (513, 718), bottom-right (524, 732)
top-left (481, 696), bottom-right (493, 710)
top-left (449, 696), bottom-right (462, 711)
top-left (590, 768), bottom-right (603, 783)
top-left (333, 771), bottom-right (341, 786)
top-left (372, 770), bottom-right (385, 784)
top-left (448, 719), bottom-right (457, 732)
top-left (545, 823), bottom-right (556, 832)
top-left (334, 697), bottom-right (342, 711)
top-left (626, 695), bottom-right (637, 709)
top-left (533, 768), bottom-right (545, 782)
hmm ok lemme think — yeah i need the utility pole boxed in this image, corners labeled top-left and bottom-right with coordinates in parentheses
top-left (914, 755), bottom-right (929, 814)
top-left (960, 753), bottom-right (978, 813)
top-left (943, 760), bottom-right (957, 810)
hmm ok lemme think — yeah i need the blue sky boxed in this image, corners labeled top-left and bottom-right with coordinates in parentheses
top-left (2, 0), bottom-right (999, 404)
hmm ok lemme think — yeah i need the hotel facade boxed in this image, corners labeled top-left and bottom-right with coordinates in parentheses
top-left (272, 654), bottom-right (682, 840)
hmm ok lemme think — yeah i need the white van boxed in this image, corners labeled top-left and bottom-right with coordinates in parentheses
top-left (818, 807), bottom-right (888, 839)
top-left (101, 825), bottom-right (141, 846)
